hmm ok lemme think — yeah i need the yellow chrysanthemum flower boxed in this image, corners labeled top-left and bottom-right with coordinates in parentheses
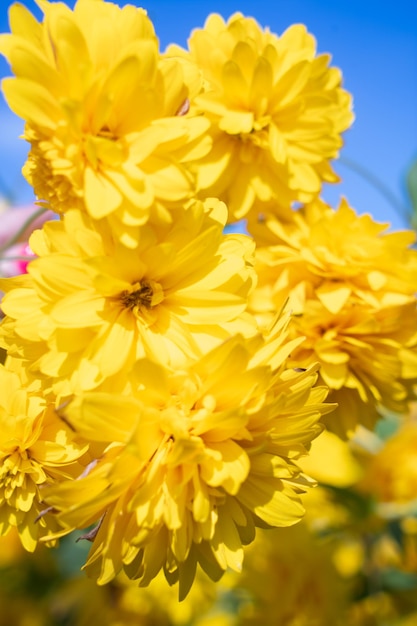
top-left (168, 13), bottom-right (353, 221)
top-left (0, 199), bottom-right (256, 395)
top-left (0, 362), bottom-right (86, 551)
top-left (359, 419), bottom-right (417, 517)
top-left (111, 569), bottom-right (218, 626)
top-left (41, 317), bottom-right (331, 598)
top-left (223, 524), bottom-right (350, 626)
top-left (298, 429), bottom-right (363, 488)
top-left (0, 0), bottom-right (210, 246)
top-left (249, 199), bottom-right (417, 437)
top-left (0, 538), bottom-right (219, 626)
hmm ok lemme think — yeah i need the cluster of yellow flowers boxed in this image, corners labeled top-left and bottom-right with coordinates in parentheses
top-left (0, 0), bottom-right (416, 601)
top-left (249, 199), bottom-right (417, 437)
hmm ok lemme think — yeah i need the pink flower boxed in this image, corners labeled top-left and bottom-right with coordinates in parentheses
top-left (0, 204), bottom-right (54, 277)
top-left (0, 242), bottom-right (35, 277)
top-left (0, 204), bottom-right (53, 247)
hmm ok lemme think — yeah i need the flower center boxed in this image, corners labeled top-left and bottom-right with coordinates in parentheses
top-left (97, 126), bottom-right (118, 141)
top-left (120, 280), bottom-right (164, 312)
top-left (237, 125), bottom-right (271, 163)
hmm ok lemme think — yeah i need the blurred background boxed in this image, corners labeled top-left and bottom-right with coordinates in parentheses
top-left (0, 0), bottom-right (416, 226)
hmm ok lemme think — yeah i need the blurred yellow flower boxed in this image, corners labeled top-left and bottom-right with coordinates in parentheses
top-left (168, 13), bottom-right (353, 221)
top-left (301, 485), bottom-right (355, 533)
top-left (360, 420), bottom-right (417, 516)
top-left (0, 526), bottom-right (24, 566)
top-left (113, 569), bottom-right (218, 626)
top-left (0, 199), bottom-right (256, 394)
top-left (0, 363), bottom-right (86, 551)
top-left (298, 428), bottom-right (363, 488)
top-left (0, 533), bottom-right (185, 626)
top-left (41, 316), bottom-right (330, 597)
top-left (249, 199), bottom-right (417, 436)
top-left (0, 0), bottom-right (210, 245)
top-left (0, 534), bottom-right (61, 626)
top-left (224, 524), bottom-right (351, 626)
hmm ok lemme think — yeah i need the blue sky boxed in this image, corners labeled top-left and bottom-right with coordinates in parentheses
top-left (0, 0), bottom-right (416, 230)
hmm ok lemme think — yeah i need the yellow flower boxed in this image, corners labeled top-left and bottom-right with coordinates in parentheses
top-left (0, 535), bottom-right (60, 626)
top-left (250, 198), bottom-right (417, 314)
top-left (168, 14), bottom-right (353, 221)
top-left (298, 429), bottom-right (363, 488)
top-left (41, 316), bottom-right (330, 597)
top-left (0, 199), bottom-right (257, 395)
top-left (0, 0), bottom-right (210, 246)
top-left (249, 199), bottom-right (417, 437)
top-left (223, 524), bottom-right (351, 626)
top-left (359, 419), bottom-right (417, 517)
top-left (113, 569), bottom-right (218, 626)
top-left (0, 362), bottom-right (86, 551)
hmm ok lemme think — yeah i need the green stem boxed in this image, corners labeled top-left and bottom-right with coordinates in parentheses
top-left (0, 255), bottom-right (35, 262)
top-left (338, 155), bottom-right (410, 221)
top-left (0, 206), bottom-right (47, 254)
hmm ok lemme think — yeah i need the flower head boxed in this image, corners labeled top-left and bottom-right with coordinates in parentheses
top-left (359, 417), bottom-right (417, 517)
top-left (0, 362), bottom-right (86, 551)
top-left (249, 199), bottom-right (417, 436)
top-left (0, 0), bottom-right (210, 245)
top-left (41, 316), bottom-right (330, 597)
top-left (224, 524), bottom-right (350, 626)
top-left (168, 14), bottom-right (353, 221)
top-left (0, 199), bottom-right (257, 394)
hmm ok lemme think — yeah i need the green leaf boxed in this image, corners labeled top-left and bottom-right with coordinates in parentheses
top-left (55, 533), bottom-right (91, 577)
top-left (380, 567), bottom-right (417, 591)
top-left (406, 159), bottom-right (417, 229)
top-left (375, 413), bottom-right (402, 441)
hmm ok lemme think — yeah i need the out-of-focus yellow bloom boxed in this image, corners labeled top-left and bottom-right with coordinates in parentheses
top-left (113, 570), bottom-right (218, 626)
top-left (224, 524), bottom-right (350, 626)
top-left (41, 316), bottom-right (330, 597)
top-left (168, 13), bottom-right (353, 221)
top-left (0, 200), bottom-right (257, 395)
top-left (49, 568), bottom-right (219, 626)
top-left (400, 517), bottom-right (417, 573)
top-left (249, 198), bottom-right (417, 437)
top-left (298, 429), bottom-right (363, 487)
top-left (301, 485), bottom-right (355, 533)
top-left (395, 613), bottom-right (417, 626)
top-left (359, 419), bottom-right (417, 516)
top-left (348, 592), bottom-right (398, 626)
top-left (347, 572), bottom-right (417, 626)
top-left (0, 530), bottom-right (219, 626)
top-left (0, 534), bottom-right (61, 626)
top-left (332, 538), bottom-right (365, 579)
top-left (343, 523), bottom-right (417, 625)
top-left (0, 0), bottom-right (210, 245)
top-left (0, 526), bottom-right (24, 566)
top-left (0, 363), bottom-right (86, 551)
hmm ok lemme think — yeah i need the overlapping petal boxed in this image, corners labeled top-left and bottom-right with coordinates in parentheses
top-left (41, 316), bottom-right (331, 596)
top-left (0, 362), bottom-right (87, 550)
top-left (167, 14), bottom-right (353, 221)
top-left (0, 0), bottom-right (211, 245)
top-left (249, 199), bottom-right (417, 436)
top-left (0, 199), bottom-right (257, 394)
